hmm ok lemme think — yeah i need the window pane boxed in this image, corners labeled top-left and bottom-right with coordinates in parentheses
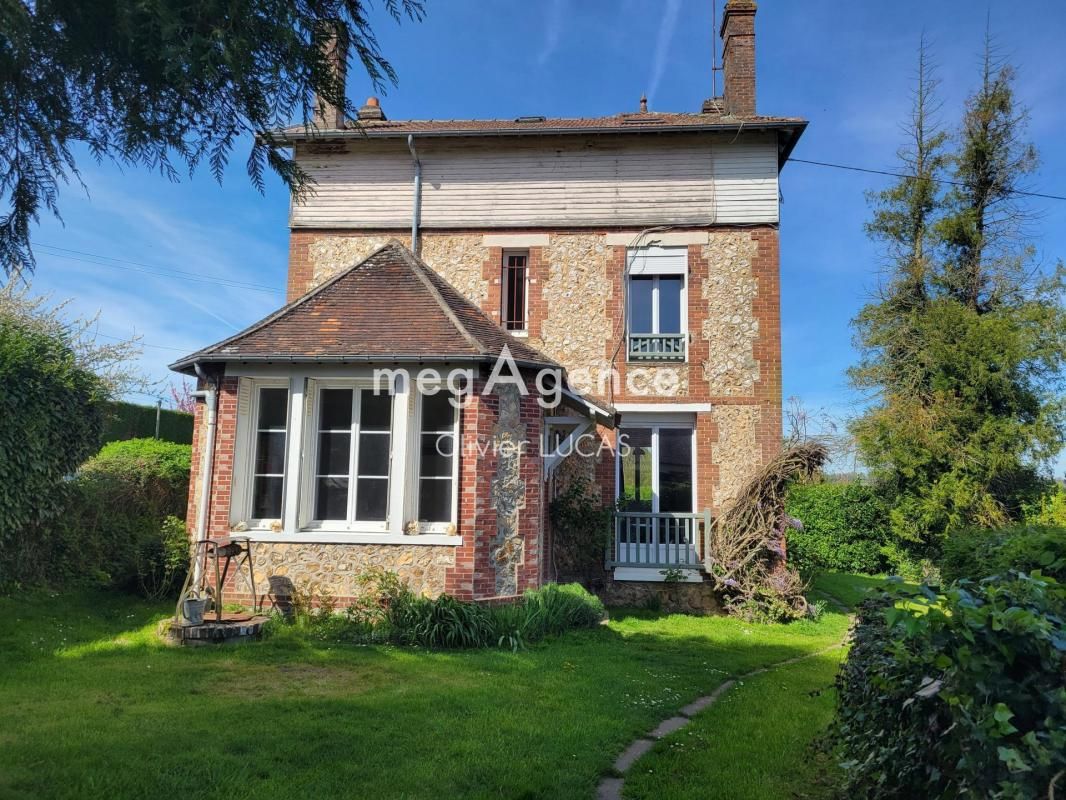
top-left (317, 431), bottom-right (350, 475)
top-left (252, 476), bottom-right (283, 519)
top-left (360, 390), bottom-right (392, 431)
top-left (659, 428), bottom-right (693, 513)
top-left (619, 428), bottom-right (652, 511)
top-left (357, 433), bottom-right (390, 477)
top-left (255, 431), bottom-right (286, 474)
top-left (629, 277), bottom-right (654, 333)
top-left (319, 389), bottom-right (353, 429)
top-left (418, 479), bottom-right (453, 522)
top-left (258, 388), bottom-right (289, 429)
top-left (658, 276), bottom-right (683, 334)
top-left (420, 432), bottom-right (454, 477)
top-left (355, 478), bottom-right (389, 521)
top-left (421, 392), bottom-right (456, 431)
top-left (503, 253), bottom-right (527, 330)
top-left (315, 477), bottom-right (349, 520)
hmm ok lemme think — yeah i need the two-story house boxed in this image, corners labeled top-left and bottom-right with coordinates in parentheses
top-left (171, 0), bottom-right (805, 608)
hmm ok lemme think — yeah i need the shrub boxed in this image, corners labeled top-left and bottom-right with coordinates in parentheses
top-left (515, 582), bottom-right (605, 639)
top-left (101, 400), bottom-right (194, 445)
top-left (940, 525), bottom-right (1066, 584)
top-left (827, 574), bottom-right (1066, 799)
top-left (1024, 484), bottom-right (1066, 527)
top-left (0, 312), bottom-right (106, 586)
top-left (49, 438), bottom-right (191, 592)
top-left (785, 481), bottom-right (892, 574)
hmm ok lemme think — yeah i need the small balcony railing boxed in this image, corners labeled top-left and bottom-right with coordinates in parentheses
top-left (628, 333), bottom-right (686, 362)
top-left (607, 511), bottom-right (713, 570)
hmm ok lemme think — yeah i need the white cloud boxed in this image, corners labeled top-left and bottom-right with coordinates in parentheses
top-left (537, 0), bottom-right (567, 66)
top-left (646, 0), bottom-right (683, 102)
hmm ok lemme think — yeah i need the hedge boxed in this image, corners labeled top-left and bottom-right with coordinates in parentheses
top-left (785, 482), bottom-right (893, 574)
top-left (940, 525), bottom-right (1066, 585)
top-left (829, 574), bottom-right (1065, 799)
top-left (101, 401), bottom-right (193, 445)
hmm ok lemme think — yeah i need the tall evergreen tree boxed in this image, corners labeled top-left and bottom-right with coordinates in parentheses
top-left (850, 36), bottom-right (1066, 547)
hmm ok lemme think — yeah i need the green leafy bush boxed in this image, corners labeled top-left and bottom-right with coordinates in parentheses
top-left (0, 312), bottom-right (106, 587)
top-left (1024, 484), bottom-right (1066, 527)
top-left (827, 574), bottom-right (1066, 799)
top-left (940, 525), bottom-right (1066, 584)
top-left (45, 438), bottom-right (191, 592)
top-left (785, 482), bottom-right (892, 574)
top-left (101, 401), bottom-right (194, 445)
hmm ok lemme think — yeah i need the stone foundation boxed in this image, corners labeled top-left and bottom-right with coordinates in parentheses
top-left (603, 579), bottom-right (720, 615)
top-left (230, 542), bottom-right (458, 603)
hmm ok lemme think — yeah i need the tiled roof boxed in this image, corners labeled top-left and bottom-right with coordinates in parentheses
top-left (169, 241), bottom-right (561, 372)
top-left (275, 110), bottom-right (806, 140)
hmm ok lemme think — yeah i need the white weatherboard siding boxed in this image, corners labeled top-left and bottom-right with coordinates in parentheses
top-left (291, 133), bottom-right (779, 228)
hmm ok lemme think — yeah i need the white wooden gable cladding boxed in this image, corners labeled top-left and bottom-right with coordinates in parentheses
top-left (291, 133), bottom-right (780, 228)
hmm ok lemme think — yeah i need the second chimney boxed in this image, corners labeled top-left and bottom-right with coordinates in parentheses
top-left (313, 22), bottom-right (349, 130)
top-left (720, 0), bottom-right (757, 117)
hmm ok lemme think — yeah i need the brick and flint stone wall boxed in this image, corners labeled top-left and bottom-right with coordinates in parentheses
top-left (186, 374), bottom-right (545, 605)
top-left (291, 227), bottom-right (782, 514)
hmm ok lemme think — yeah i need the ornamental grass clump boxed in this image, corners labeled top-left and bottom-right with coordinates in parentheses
top-left (706, 441), bottom-right (828, 622)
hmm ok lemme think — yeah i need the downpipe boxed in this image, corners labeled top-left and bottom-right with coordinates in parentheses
top-left (408, 134), bottom-right (422, 256)
top-left (189, 362), bottom-right (218, 591)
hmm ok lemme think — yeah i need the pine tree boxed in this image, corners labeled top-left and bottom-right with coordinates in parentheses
top-left (850, 36), bottom-right (1066, 548)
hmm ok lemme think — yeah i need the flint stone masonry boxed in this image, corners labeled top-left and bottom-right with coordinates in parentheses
top-left (604, 580), bottom-right (719, 614)
top-left (701, 232), bottom-right (760, 396)
top-left (490, 384), bottom-right (527, 596)
top-left (711, 404), bottom-right (761, 507)
top-left (539, 234), bottom-right (613, 376)
top-left (237, 542), bottom-right (456, 599)
top-left (308, 233), bottom-right (490, 308)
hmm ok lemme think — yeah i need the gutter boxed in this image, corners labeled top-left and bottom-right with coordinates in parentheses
top-left (189, 362), bottom-right (218, 590)
top-left (407, 135), bottom-right (423, 256)
top-left (169, 353), bottom-right (561, 374)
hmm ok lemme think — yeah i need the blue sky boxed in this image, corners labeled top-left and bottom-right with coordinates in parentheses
top-left (19, 0), bottom-right (1066, 474)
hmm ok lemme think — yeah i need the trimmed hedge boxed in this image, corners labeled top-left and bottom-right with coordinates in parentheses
top-left (829, 574), bottom-right (1065, 799)
top-left (940, 525), bottom-right (1066, 585)
top-left (102, 401), bottom-right (193, 445)
top-left (785, 482), bottom-right (892, 574)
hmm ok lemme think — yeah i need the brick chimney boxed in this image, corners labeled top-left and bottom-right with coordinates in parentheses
top-left (720, 0), bottom-right (757, 117)
top-left (312, 22), bottom-right (348, 130)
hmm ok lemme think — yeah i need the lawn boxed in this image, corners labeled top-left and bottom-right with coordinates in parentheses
top-left (0, 581), bottom-right (864, 800)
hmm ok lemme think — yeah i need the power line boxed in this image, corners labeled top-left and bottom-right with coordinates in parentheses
top-left (93, 330), bottom-right (193, 353)
top-left (789, 158), bottom-right (1066, 202)
top-left (35, 243), bottom-right (284, 294)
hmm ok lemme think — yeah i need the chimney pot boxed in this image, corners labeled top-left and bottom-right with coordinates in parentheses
top-left (639, 93), bottom-right (648, 113)
top-left (356, 96), bottom-right (386, 122)
top-left (720, 0), bottom-right (757, 117)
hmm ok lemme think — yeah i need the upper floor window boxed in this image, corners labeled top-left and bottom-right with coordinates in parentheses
top-left (627, 244), bottom-right (687, 362)
top-left (501, 250), bottom-right (528, 332)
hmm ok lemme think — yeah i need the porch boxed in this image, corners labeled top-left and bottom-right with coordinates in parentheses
top-left (607, 511), bottom-right (712, 581)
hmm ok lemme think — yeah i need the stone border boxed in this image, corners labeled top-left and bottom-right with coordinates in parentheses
top-left (596, 642), bottom-right (846, 800)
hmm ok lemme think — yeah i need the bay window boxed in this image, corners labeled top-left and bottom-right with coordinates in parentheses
top-left (249, 384), bottom-right (290, 521)
top-left (415, 391), bottom-right (459, 528)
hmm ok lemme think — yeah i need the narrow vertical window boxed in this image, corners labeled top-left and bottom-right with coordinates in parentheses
top-left (355, 390), bottom-right (392, 521)
top-left (501, 251), bottom-right (528, 331)
top-left (417, 392), bottom-right (458, 523)
top-left (315, 389), bottom-right (352, 520)
top-left (251, 387), bottom-right (289, 519)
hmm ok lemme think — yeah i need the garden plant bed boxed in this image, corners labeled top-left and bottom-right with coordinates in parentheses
top-left (0, 576), bottom-right (877, 800)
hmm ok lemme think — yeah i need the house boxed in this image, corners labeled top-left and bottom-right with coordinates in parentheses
top-left (171, 0), bottom-right (806, 609)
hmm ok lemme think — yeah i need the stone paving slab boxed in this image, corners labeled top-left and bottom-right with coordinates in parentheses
top-left (597, 776), bottom-right (625, 800)
top-left (613, 738), bottom-right (655, 772)
top-left (651, 715), bottom-right (691, 739)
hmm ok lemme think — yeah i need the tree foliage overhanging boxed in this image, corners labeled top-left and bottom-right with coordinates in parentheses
top-left (850, 34), bottom-right (1066, 548)
top-left (0, 0), bottom-right (425, 276)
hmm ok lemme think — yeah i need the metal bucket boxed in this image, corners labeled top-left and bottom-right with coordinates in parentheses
top-left (182, 597), bottom-right (208, 625)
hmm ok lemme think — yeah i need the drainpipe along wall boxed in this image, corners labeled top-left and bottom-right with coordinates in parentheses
top-left (408, 134), bottom-right (422, 256)
top-left (190, 363), bottom-right (218, 589)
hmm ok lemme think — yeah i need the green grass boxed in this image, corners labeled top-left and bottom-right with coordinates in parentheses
top-left (0, 584), bottom-right (858, 800)
top-left (621, 572), bottom-right (883, 800)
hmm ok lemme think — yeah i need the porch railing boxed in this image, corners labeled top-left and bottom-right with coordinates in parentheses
top-left (607, 510), bottom-right (713, 570)
top-left (628, 333), bottom-right (686, 361)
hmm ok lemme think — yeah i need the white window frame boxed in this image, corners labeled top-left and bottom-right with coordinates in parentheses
top-left (232, 378), bottom-right (292, 529)
top-left (626, 245), bottom-right (688, 362)
top-left (301, 378), bottom-right (398, 534)
top-left (408, 390), bottom-right (461, 534)
top-left (501, 249), bottom-right (530, 336)
top-left (614, 420), bottom-right (697, 514)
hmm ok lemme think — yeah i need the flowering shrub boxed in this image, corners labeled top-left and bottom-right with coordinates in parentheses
top-left (827, 573), bottom-right (1066, 799)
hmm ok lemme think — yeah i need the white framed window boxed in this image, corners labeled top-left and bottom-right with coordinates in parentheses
top-left (411, 390), bottom-right (460, 532)
top-left (233, 379), bottom-right (291, 527)
top-left (304, 381), bottom-right (394, 531)
top-left (616, 423), bottom-right (695, 514)
top-left (501, 250), bottom-right (529, 333)
top-left (626, 246), bottom-right (687, 362)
